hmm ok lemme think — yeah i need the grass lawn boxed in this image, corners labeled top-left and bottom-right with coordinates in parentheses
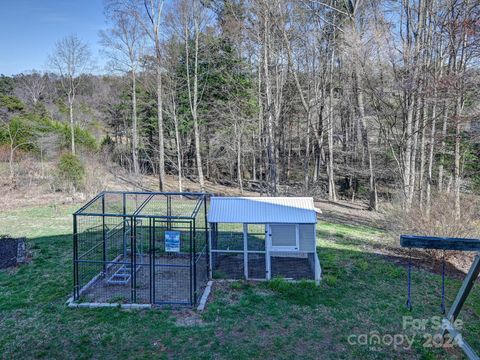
top-left (1, 204), bottom-right (479, 359)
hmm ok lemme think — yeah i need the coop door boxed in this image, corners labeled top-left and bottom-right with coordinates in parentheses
top-left (268, 224), bottom-right (299, 251)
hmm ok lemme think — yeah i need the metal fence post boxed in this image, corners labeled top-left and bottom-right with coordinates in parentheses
top-left (122, 192), bottom-right (126, 258)
top-left (152, 219), bottom-right (156, 304)
top-left (193, 218), bottom-right (197, 305)
top-left (73, 214), bottom-right (78, 300)
top-left (167, 195), bottom-right (171, 230)
top-left (149, 217), bottom-right (153, 304)
top-left (189, 221), bottom-right (193, 306)
top-left (204, 196), bottom-right (209, 278)
top-left (102, 194), bottom-right (106, 274)
top-left (130, 216), bottom-right (135, 303)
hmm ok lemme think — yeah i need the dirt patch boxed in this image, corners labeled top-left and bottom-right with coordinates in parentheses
top-left (173, 309), bottom-right (206, 327)
top-left (315, 199), bottom-right (385, 229)
top-left (205, 280), bottom-right (272, 308)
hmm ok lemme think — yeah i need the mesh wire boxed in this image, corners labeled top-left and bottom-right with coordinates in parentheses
top-left (247, 224), bottom-right (266, 279)
top-left (211, 223), bottom-right (268, 279)
top-left (194, 202), bottom-right (208, 301)
top-left (270, 255), bottom-right (315, 280)
top-left (74, 193), bottom-right (208, 306)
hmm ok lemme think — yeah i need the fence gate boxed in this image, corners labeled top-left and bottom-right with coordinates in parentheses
top-left (152, 219), bottom-right (193, 305)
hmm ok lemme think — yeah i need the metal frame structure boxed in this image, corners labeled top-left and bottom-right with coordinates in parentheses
top-left (73, 191), bottom-right (208, 307)
top-left (400, 235), bottom-right (480, 360)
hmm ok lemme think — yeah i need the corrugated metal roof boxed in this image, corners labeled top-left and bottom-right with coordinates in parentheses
top-left (208, 197), bottom-right (317, 224)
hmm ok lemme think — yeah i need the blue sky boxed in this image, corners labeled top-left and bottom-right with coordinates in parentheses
top-left (0, 0), bottom-right (107, 75)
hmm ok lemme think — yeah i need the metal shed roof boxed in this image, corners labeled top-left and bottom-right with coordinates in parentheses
top-left (208, 197), bottom-right (318, 224)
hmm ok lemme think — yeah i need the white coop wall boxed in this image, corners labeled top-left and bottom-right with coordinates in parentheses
top-left (208, 197), bottom-right (321, 284)
top-left (299, 224), bottom-right (316, 252)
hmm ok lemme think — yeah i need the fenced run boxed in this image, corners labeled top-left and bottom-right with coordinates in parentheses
top-left (210, 223), bottom-right (316, 281)
top-left (73, 191), bottom-right (208, 307)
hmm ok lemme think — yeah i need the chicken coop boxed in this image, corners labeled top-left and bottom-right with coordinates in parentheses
top-left (208, 197), bottom-right (321, 284)
top-left (72, 191), bottom-right (208, 307)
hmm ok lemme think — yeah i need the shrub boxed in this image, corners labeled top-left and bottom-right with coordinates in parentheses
top-left (0, 114), bottom-right (98, 154)
top-left (56, 153), bottom-right (85, 192)
top-left (385, 192), bottom-right (479, 240)
top-left (384, 192), bottom-right (480, 266)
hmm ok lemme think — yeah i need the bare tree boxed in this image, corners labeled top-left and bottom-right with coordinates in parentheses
top-left (49, 35), bottom-right (92, 155)
top-left (164, 36), bottom-right (184, 192)
top-left (14, 71), bottom-right (48, 107)
top-left (101, 3), bottom-right (145, 175)
top-left (175, 0), bottom-right (208, 189)
top-left (130, 0), bottom-right (167, 190)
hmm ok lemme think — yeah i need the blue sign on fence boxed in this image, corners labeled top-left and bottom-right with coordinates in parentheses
top-left (165, 231), bottom-right (180, 252)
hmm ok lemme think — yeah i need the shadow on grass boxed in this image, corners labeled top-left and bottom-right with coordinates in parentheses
top-left (317, 227), bottom-right (474, 280)
top-left (0, 231), bottom-right (479, 360)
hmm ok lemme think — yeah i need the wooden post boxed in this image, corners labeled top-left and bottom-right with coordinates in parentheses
top-left (400, 235), bottom-right (480, 359)
top-left (440, 254), bottom-right (480, 360)
top-left (446, 254), bottom-right (480, 322)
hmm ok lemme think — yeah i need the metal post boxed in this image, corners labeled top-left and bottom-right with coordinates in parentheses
top-left (149, 217), bottom-right (153, 304)
top-left (204, 195), bottom-right (209, 280)
top-left (208, 223), bottom-right (213, 279)
top-left (189, 221), bottom-right (193, 306)
top-left (130, 216), bottom-right (135, 303)
top-left (152, 220), bottom-right (156, 304)
top-left (133, 218), bottom-right (137, 303)
top-left (193, 218), bottom-right (197, 305)
top-left (102, 194), bottom-right (106, 274)
top-left (243, 223), bottom-right (248, 279)
top-left (73, 214), bottom-right (78, 300)
top-left (167, 195), bottom-right (171, 230)
top-left (122, 192), bottom-right (126, 258)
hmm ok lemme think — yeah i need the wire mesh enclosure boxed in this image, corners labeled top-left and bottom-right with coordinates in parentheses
top-left (208, 197), bottom-right (322, 284)
top-left (210, 223), bottom-right (267, 280)
top-left (210, 223), bottom-right (316, 281)
top-left (73, 191), bottom-right (208, 307)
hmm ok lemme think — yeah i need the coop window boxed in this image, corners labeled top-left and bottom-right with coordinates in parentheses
top-left (269, 224), bottom-right (299, 251)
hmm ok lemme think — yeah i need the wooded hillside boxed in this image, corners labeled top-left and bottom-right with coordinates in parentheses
top-left (1, 0), bottom-right (479, 221)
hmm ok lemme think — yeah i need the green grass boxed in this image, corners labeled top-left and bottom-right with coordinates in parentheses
top-left (1, 205), bottom-right (478, 359)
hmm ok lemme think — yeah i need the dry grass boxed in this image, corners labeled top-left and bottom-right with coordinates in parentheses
top-left (385, 192), bottom-right (479, 240)
top-left (383, 192), bottom-right (480, 273)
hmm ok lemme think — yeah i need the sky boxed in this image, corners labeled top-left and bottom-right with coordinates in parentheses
top-left (0, 0), bottom-right (108, 75)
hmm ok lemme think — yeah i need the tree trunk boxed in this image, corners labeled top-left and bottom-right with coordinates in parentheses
top-left (454, 96), bottom-right (462, 220)
top-left (69, 95), bottom-right (75, 155)
top-left (355, 68), bottom-right (377, 210)
top-left (407, 95), bottom-right (421, 208)
top-left (426, 100), bottom-right (436, 219)
top-left (402, 0), bottom-right (425, 211)
top-left (131, 70), bottom-right (139, 175)
top-left (438, 100), bottom-right (448, 192)
top-left (172, 93), bottom-right (182, 192)
top-left (418, 102), bottom-right (427, 209)
top-left (157, 64), bottom-right (165, 191)
top-left (262, 7), bottom-right (277, 195)
top-left (236, 123), bottom-right (243, 193)
top-left (327, 49), bottom-right (336, 202)
top-left (185, 19), bottom-right (205, 189)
